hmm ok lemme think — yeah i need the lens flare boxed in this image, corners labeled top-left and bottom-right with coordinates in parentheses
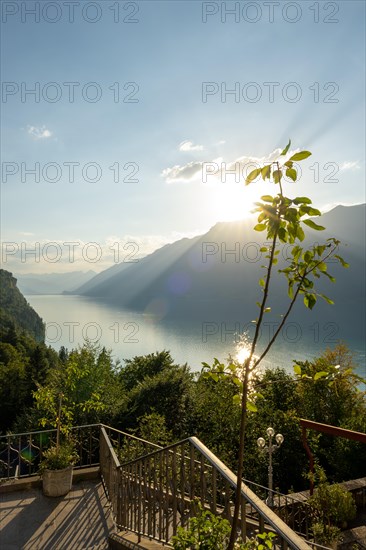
top-left (236, 344), bottom-right (251, 365)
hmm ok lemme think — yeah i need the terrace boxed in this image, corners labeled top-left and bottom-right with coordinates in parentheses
top-left (0, 424), bottom-right (364, 549)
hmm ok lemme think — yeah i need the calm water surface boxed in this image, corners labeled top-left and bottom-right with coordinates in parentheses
top-left (26, 295), bottom-right (365, 383)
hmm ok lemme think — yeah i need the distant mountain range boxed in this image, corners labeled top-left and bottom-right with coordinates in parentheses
top-left (69, 204), bottom-right (365, 341)
top-left (15, 270), bottom-right (96, 295)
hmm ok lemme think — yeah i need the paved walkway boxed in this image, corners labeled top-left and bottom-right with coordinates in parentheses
top-left (0, 480), bottom-right (114, 550)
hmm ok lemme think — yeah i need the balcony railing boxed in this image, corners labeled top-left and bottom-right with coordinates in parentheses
top-left (243, 479), bottom-right (311, 538)
top-left (0, 424), bottom-right (102, 479)
top-left (1, 425), bottom-right (317, 549)
top-left (100, 427), bottom-right (312, 549)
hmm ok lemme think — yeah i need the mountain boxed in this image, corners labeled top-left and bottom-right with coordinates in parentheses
top-left (65, 262), bottom-right (132, 295)
top-left (0, 269), bottom-right (45, 341)
top-left (15, 270), bottom-right (96, 295)
top-left (74, 204), bottom-right (366, 341)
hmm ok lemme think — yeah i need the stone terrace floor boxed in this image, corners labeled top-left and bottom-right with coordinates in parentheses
top-left (0, 479), bottom-right (114, 550)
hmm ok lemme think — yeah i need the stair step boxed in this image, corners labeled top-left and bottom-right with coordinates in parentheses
top-left (109, 531), bottom-right (168, 549)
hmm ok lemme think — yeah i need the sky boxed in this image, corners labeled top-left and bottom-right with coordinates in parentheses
top-left (1, 0), bottom-right (365, 274)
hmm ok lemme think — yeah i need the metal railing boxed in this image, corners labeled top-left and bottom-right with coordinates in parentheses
top-left (1, 425), bottom-right (318, 549)
top-left (102, 423), bottom-right (162, 464)
top-left (243, 479), bottom-right (311, 538)
top-left (0, 424), bottom-right (100, 480)
top-left (100, 433), bottom-right (312, 549)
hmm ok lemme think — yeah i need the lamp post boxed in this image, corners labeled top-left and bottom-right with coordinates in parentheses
top-left (257, 427), bottom-right (284, 507)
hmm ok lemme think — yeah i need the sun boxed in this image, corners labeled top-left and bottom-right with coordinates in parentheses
top-left (211, 180), bottom-right (276, 222)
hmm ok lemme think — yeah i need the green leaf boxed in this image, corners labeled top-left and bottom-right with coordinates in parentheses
top-left (324, 272), bottom-right (336, 283)
top-left (284, 160), bottom-right (293, 168)
top-left (260, 195), bottom-right (273, 202)
top-left (314, 371), bottom-right (329, 381)
top-left (278, 226), bottom-right (288, 242)
top-left (232, 394), bottom-right (241, 406)
top-left (261, 166), bottom-right (271, 180)
top-left (304, 293), bottom-right (317, 310)
top-left (288, 283), bottom-right (294, 299)
top-left (286, 168), bottom-right (297, 181)
top-left (317, 262), bottom-right (327, 272)
top-left (245, 168), bottom-right (261, 185)
top-left (273, 169), bottom-right (282, 184)
top-left (318, 293), bottom-right (334, 305)
top-left (232, 376), bottom-right (242, 387)
top-left (334, 254), bottom-right (350, 268)
top-left (296, 225), bottom-right (305, 242)
top-left (264, 307), bottom-right (271, 313)
top-left (305, 207), bottom-right (322, 216)
top-left (293, 196), bottom-right (312, 205)
top-left (260, 247), bottom-right (268, 252)
top-left (293, 364), bottom-right (302, 376)
top-left (254, 223), bottom-right (266, 231)
top-left (247, 401), bottom-right (257, 412)
top-left (303, 219), bottom-right (325, 231)
top-left (289, 151), bottom-right (312, 161)
top-left (280, 139), bottom-right (291, 156)
top-left (259, 278), bottom-right (265, 287)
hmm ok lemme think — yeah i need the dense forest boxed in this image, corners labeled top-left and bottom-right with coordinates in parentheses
top-left (0, 269), bottom-right (365, 493)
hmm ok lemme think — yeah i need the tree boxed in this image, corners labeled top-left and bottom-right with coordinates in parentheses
top-left (34, 341), bottom-right (122, 431)
top-left (245, 368), bottom-right (306, 492)
top-left (123, 364), bottom-right (194, 439)
top-left (189, 373), bottom-right (241, 468)
top-left (204, 141), bottom-right (349, 549)
top-left (119, 350), bottom-right (177, 391)
top-left (295, 344), bottom-right (366, 482)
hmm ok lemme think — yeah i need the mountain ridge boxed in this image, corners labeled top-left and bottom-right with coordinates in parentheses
top-left (71, 204), bottom-right (365, 340)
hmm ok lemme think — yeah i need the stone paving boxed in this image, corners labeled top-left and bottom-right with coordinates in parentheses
top-left (0, 480), bottom-right (114, 550)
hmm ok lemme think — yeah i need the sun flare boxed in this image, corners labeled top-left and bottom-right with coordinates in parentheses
top-left (236, 344), bottom-right (251, 364)
top-left (212, 179), bottom-right (277, 222)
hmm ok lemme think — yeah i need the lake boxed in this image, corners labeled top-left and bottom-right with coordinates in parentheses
top-left (26, 295), bottom-right (365, 383)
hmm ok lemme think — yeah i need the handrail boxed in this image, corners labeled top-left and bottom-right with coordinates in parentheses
top-left (101, 423), bottom-right (163, 450)
top-left (243, 478), bottom-right (307, 505)
top-left (189, 437), bottom-right (311, 550)
top-left (117, 436), bottom-right (188, 467)
top-left (115, 434), bottom-right (312, 549)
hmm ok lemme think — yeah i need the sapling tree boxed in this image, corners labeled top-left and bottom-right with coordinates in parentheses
top-left (34, 341), bottom-right (118, 457)
top-left (203, 140), bottom-right (349, 550)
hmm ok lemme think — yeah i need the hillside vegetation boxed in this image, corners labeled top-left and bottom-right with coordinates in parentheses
top-left (0, 269), bottom-right (45, 341)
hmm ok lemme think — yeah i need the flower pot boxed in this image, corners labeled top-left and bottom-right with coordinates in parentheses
top-left (42, 465), bottom-right (73, 497)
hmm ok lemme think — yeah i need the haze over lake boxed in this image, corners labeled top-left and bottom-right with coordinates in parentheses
top-left (26, 294), bottom-right (366, 383)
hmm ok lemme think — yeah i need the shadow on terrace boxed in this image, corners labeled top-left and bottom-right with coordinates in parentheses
top-left (0, 423), bottom-right (348, 550)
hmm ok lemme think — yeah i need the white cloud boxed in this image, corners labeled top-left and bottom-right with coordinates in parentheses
top-left (179, 140), bottom-right (204, 152)
top-left (340, 161), bottom-right (360, 171)
top-left (161, 147), bottom-right (302, 185)
top-left (161, 161), bottom-right (204, 183)
top-left (27, 125), bottom-right (52, 139)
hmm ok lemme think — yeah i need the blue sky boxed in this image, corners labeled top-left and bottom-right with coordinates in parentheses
top-left (1, 0), bottom-right (365, 273)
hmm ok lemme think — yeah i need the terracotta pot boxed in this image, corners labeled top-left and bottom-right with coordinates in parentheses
top-left (42, 465), bottom-right (73, 497)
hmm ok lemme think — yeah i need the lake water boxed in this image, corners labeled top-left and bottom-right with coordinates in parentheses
top-left (26, 295), bottom-right (366, 383)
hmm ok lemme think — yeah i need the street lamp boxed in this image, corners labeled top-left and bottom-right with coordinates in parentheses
top-left (257, 427), bottom-right (284, 507)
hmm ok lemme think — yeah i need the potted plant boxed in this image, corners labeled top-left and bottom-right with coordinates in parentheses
top-left (40, 439), bottom-right (78, 497)
top-left (37, 393), bottom-right (78, 497)
top-left (34, 343), bottom-right (111, 496)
